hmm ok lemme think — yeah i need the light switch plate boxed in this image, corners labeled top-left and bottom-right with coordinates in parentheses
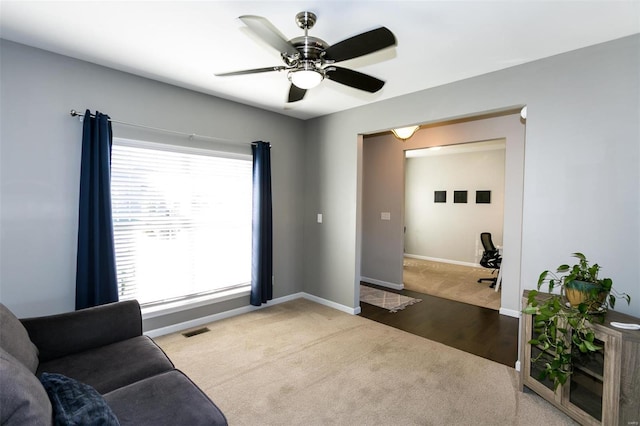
top-left (381, 212), bottom-right (391, 220)
top-left (317, 213), bottom-right (323, 223)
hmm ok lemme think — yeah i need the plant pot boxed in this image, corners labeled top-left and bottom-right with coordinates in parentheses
top-left (565, 280), bottom-right (607, 310)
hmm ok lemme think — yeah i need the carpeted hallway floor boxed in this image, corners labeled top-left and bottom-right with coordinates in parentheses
top-left (403, 257), bottom-right (501, 310)
top-left (155, 298), bottom-right (577, 425)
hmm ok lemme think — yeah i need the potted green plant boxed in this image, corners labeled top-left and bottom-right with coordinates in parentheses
top-left (523, 252), bottom-right (631, 391)
top-left (554, 252), bottom-right (617, 311)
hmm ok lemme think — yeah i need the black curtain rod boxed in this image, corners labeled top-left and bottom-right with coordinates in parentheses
top-left (69, 109), bottom-right (258, 146)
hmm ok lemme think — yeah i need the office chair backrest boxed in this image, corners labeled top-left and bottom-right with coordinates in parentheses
top-left (478, 232), bottom-right (501, 287)
top-left (480, 232), bottom-right (497, 252)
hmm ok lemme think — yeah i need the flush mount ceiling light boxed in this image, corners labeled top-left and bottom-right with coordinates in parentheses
top-left (391, 125), bottom-right (420, 141)
top-left (288, 67), bottom-right (324, 89)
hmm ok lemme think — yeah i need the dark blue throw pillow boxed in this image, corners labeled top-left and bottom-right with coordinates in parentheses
top-left (39, 373), bottom-right (120, 426)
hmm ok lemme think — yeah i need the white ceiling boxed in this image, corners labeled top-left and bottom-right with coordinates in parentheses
top-left (405, 138), bottom-right (505, 158)
top-left (1, 1), bottom-right (639, 120)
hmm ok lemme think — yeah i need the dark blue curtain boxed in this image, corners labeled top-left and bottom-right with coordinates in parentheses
top-left (250, 141), bottom-right (273, 306)
top-left (75, 110), bottom-right (118, 310)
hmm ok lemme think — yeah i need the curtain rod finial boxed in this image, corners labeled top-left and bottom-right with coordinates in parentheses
top-left (70, 109), bottom-right (85, 122)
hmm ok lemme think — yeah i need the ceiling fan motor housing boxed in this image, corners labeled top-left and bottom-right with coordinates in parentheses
top-left (290, 36), bottom-right (328, 61)
top-left (288, 12), bottom-right (330, 72)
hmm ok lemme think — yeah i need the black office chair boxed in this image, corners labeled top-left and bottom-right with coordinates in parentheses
top-left (477, 232), bottom-right (502, 288)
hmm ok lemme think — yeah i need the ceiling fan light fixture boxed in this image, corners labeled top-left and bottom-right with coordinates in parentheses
top-left (391, 125), bottom-right (420, 141)
top-left (289, 69), bottom-right (323, 89)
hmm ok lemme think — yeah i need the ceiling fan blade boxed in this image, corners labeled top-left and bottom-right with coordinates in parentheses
top-left (239, 15), bottom-right (299, 57)
top-left (215, 66), bottom-right (287, 77)
top-left (287, 84), bottom-right (307, 103)
top-left (323, 27), bottom-right (396, 63)
top-left (326, 66), bottom-right (385, 93)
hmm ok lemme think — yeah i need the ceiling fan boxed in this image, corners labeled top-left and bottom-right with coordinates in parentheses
top-left (215, 11), bottom-right (397, 103)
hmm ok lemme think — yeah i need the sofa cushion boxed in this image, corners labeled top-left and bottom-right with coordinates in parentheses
top-left (37, 336), bottom-right (174, 394)
top-left (0, 348), bottom-right (52, 426)
top-left (21, 300), bottom-right (143, 363)
top-left (0, 303), bottom-right (39, 373)
top-left (40, 373), bottom-right (119, 426)
top-left (104, 370), bottom-right (227, 426)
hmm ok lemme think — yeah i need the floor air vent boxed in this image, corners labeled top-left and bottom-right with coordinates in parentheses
top-left (182, 327), bottom-right (210, 338)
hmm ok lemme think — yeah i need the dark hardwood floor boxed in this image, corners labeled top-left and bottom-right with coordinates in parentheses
top-left (358, 283), bottom-right (519, 368)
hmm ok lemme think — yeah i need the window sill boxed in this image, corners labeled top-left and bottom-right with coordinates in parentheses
top-left (140, 285), bottom-right (251, 320)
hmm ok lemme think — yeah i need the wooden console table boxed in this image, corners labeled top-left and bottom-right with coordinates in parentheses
top-left (520, 290), bottom-right (640, 425)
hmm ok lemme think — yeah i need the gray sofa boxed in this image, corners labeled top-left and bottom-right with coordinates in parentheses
top-left (0, 300), bottom-right (227, 425)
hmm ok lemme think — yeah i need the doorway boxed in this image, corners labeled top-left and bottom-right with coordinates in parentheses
top-left (403, 139), bottom-right (506, 310)
top-left (360, 109), bottom-right (525, 318)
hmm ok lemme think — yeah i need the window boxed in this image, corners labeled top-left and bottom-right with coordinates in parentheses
top-left (110, 139), bottom-right (252, 306)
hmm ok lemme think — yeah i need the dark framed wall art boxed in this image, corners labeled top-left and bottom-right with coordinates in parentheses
top-left (476, 190), bottom-right (491, 204)
top-left (454, 190), bottom-right (468, 203)
top-left (434, 190), bottom-right (446, 203)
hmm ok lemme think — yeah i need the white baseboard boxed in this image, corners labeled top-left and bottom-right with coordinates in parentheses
top-left (404, 253), bottom-right (480, 268)
top-left (300, 292), bottom-right (361, 315)
top-left (360, 276), bottom-right (404, 290)
top-left (144, 292), bottom-right (359, 338)
top-left (499, 307), bottom-right (521, 318)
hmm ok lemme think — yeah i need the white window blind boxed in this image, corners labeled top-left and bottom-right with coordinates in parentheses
top-left (110, 139), bottom-right (252, 306)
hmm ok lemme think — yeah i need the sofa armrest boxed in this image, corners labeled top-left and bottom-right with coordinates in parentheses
top-left (21, 300), bottom-right (143, 363)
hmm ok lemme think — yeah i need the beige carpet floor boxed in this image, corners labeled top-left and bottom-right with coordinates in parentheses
top-left (404, 257), bottom-right (501, 310)
top-left (155, 299), bottom-right (576, 425)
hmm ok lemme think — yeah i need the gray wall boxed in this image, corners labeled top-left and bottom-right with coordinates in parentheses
top-left (360, 133), bottom-right (405, 288)
top-left (0, 40), bottom-right (306, 327)
top-left (304, 34), bottom-right (640, 318)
